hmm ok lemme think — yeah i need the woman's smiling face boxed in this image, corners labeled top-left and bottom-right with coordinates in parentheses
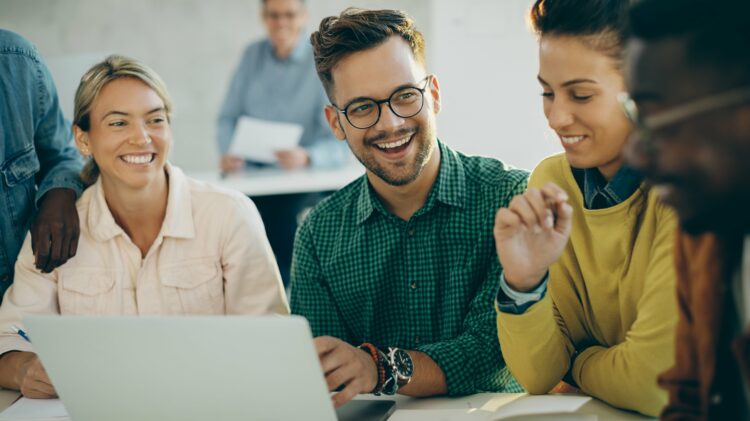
top-left (538, 35), bottom-right (633, 179)
top-left (75, 77), bottom-right (171, 191)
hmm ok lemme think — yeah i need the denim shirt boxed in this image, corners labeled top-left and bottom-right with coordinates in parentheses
top-left (0, 29), bottom-right (83, 297)
top-left (217, 33), bottom-right (349, 168)
top-left (572, 165), bottom-right (644, 210)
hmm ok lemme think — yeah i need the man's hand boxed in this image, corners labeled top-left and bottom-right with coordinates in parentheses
top-left (493, 182), bottom-right (573, 292)
top-left (274, 147), bottom-right (310, 170)
top-left (550, 380), bottom-right (581, 394)
top-left (31, 188), bottom-right (79, 273)
top-left (314, 336), bottom-right (378, 408)
top-left (16, 354), bottom-right (57, 399)
top-left (220, 154), bottom-right (245, 173)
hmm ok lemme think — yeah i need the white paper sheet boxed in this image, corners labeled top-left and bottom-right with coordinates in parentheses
top-left (228, 116), bottom-right (303, 163)
top-left (0, 398), bottom-right (69, 421)
top-left (390, 409), bottom-right (490, 421)
top-left (491, 395), bottom-right (592, 420)
top-left (390, 396), bottom-right (594, 421)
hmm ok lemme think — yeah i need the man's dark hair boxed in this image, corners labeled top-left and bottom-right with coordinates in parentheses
top-left (630, 0), bottom-right (750, 88)
top-left (310, 8), bottom-right (425, 100)
top-left (529, 0), bottom-right (631, 65)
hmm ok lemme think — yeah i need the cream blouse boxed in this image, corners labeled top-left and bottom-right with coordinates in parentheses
top-left (0, 164), bottom-right (289, 355)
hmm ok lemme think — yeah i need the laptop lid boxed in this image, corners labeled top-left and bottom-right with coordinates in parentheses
top-left (24, 315), bottom-right (340, 421)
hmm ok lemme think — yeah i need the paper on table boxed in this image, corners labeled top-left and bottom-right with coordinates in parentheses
top-left (0, 398), bottom-right (69, 421)
top-left (228, 116), bottom-right (303, 163)
top-left (491, 395), bottom-right (593, 420)
top-left (389, 409), bottom-right (490, 421)
top-left (390, 396), bottom-right (594, 421)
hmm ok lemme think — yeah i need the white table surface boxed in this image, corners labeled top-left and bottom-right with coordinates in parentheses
top-left (0, 389), bottom-right (653, 420)
top-left (188, 163), bottom-right (364, 197)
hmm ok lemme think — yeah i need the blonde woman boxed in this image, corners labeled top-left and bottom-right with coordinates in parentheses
top-left (0, 56), bottom-right (288, 398)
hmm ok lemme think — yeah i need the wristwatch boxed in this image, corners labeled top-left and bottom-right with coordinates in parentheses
top-left (386, 347), bottom-right (414, 388)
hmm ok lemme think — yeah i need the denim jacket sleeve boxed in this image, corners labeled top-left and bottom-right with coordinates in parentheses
top-left (31, 52), bottom-right (83, 203)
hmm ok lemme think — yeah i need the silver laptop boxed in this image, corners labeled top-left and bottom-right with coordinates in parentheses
top-left (23, 315), bottom-right (395, 421)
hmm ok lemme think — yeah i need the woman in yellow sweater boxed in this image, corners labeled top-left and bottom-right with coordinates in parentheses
top-left (493, 0), bottom-right (678, 417)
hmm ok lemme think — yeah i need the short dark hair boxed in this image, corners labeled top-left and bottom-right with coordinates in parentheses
top-left (630, 0), bottom-right (750, 88)
top-left (529, 0), bottom-right (630, 65)
top-left (310, 8), bottom-right (425, 100)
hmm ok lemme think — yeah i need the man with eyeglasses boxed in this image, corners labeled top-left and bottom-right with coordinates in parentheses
top-left (625, 0), bottom-right (750, 419)
top-left (290, 8), bottom-right (527, 407)
top-left (217, 0), bottom-right (349, 285)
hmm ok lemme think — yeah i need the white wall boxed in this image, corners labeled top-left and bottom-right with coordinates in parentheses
top-left (429, 0), bottom-right (560, 171)
top-left (0, 0), bottom-right (557, 172)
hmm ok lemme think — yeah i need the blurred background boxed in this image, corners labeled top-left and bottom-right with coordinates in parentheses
top-left (0, 0), bottom-right (561, 172)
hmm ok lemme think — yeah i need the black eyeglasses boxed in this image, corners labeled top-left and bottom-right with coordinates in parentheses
top-left (332, 75), bottom-right (433, 129)
top-left (618, 86), bottom-right (750, 152)
top-left (263, 11), bottom-right (300, 21)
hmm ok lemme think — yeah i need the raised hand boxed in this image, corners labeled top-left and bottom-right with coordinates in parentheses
top-left (493, 182), bottom-right (573, 292)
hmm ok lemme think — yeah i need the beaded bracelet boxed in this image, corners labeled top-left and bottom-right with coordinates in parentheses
top-left (358, 342), bottom-right (385, 394)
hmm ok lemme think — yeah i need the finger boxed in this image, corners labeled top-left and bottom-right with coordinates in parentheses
top-left (524, 188), bottom-right (553, 229)
top-left (324, 364), bottom-right (355, 392)
top-left (554, 202), bottom-right (574, 233)
top-left (26, 381), bottom-right (57, 399)
top-left (508, 195), bottom-right (541, 232)
top-left (68, 227), bottom-right (80, 258)
top-left (33, 228), bottom-right (51, 272)
top-left (540, 182), bottom-right (569, 203)
top-left (45, 224), bottom-right (64, 273)
top-left (30, 362), bottom-right (54, 386)
top-left (494, 207), bottom-right (523, 232)
top-left (332, 380), bottom-right (360, 408)
top-left (29, 375), bottom-right (55, 391)
top-left (56, 228), bottom-right (72, 268)
top-left (319, 345), bottom-right (348, 375)
top-left (314, 336), bottom-right (339, 356)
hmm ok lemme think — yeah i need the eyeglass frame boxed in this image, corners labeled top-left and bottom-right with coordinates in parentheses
top-left (618, 86), bottom-right (750, 151)
top-left (331, 75), bottom-right (433, 130)
top-left (263, 10), bottom-right (301, 21)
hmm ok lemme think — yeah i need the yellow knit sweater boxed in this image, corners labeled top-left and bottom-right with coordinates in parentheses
top-left (497, 154), bottom-right (678, 416)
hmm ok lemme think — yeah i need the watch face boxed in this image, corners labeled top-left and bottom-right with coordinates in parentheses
top-left (393, 349), bottom-right (414, 378)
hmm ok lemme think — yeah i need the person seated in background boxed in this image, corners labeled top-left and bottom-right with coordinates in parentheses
top-left (291, 8), bottom-right (528, 408)
top-left (217, 0), bottom-right (350, 286)
top-left (0, 29), bottom-right (84, 299)
top-left (625, 0), bottom-right (750, 419)
top-left (0, 55), bottom-right (288, 399)
top-left (493, 0), bottom-right (678, 416)
top-left (217, 0), bottom-right (348, 173)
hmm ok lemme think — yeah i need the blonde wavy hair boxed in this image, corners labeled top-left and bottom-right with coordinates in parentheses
top-left (73, 55), bottom-right (173, 186)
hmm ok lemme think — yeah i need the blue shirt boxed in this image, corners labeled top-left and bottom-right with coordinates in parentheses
top-left (497, 165), bottom-right (644, 314)
top-left (0, 29), bottom-right (83, 297)
top-left (217, 34), bottom-right (349, 168)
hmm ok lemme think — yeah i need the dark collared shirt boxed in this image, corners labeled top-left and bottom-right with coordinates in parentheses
top-left (572, 166), bottom-right (644, 210)
top-left (291, 140), bottom-right (528, 395)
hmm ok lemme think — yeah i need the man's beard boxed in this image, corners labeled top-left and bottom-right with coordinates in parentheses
top-left (350, 124), bottom-right (435, 187)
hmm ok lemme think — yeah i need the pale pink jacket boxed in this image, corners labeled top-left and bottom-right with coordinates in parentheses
top-left (0, 164), bottom-right (289, 355)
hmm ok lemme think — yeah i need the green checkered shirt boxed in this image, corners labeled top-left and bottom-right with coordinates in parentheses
top-left (290, 140), bottom-right (528, 395)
